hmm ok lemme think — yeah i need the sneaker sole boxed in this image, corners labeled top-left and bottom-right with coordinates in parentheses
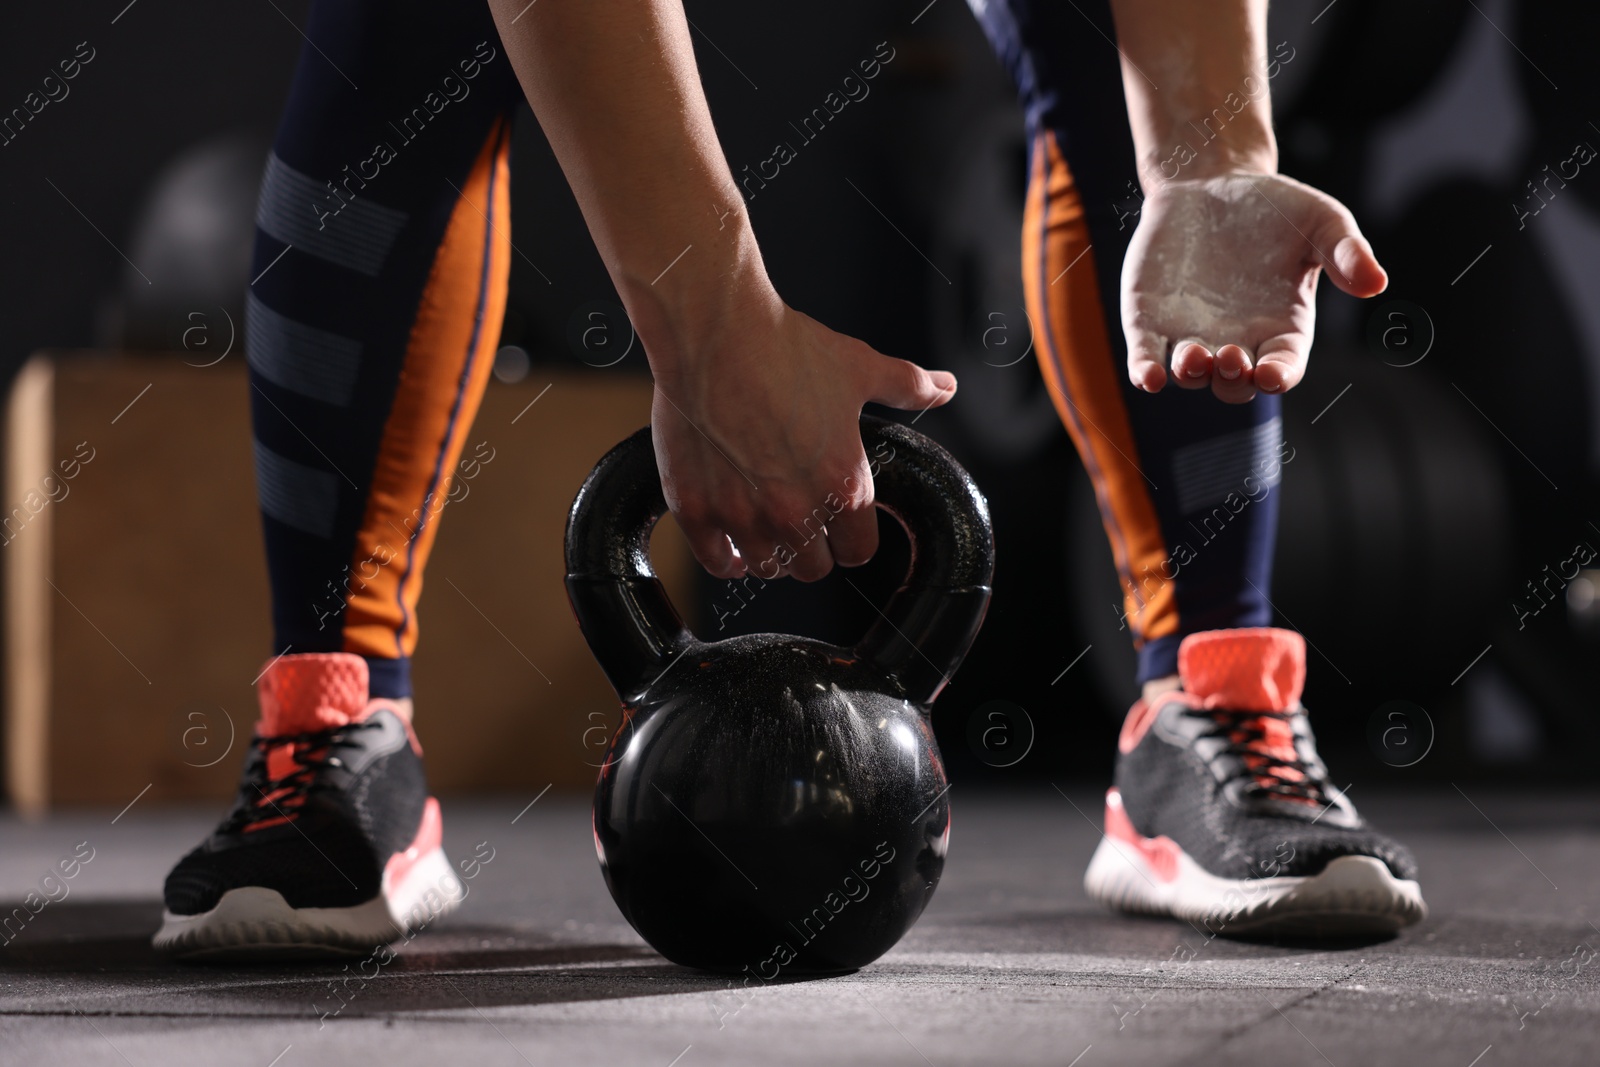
top-left (154, 801), bottom-right (462, 960)
top-left (1084, 789), bottom-right (1427, 937)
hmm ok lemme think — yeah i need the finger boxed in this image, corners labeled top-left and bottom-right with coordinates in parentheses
top-left (1171, 341), bottom-right (1215, 390)
top-left (864, 355), bottom-right (957, 412)
top-left (782, 528), bottom-right (835, 583)
top-left (826, 503), bottom-right (880, 568)
top-left (727, 530), bottom-right (782, 584)
top-left (744, 514), bottom-right (831, 582)
top-left (1311, 205), bottom-right (1387, 297)
top-left (681, 521), bottom-right (746, 580)
top-left (1210, 344), bottom-right (1258, 404)
top-left (1126, 333), bottom-right (1168, 392)
top-left (1254, 334), bottom-right (1311, 395)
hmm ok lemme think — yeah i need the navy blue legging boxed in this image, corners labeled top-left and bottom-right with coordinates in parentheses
top-left (971, 0), bottom-right (1283, 682)
top-left (246, 0), bottom-right (518, 697)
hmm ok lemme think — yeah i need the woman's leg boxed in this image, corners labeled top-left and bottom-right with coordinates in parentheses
top-left (972, 0), bottom-right (1283, 688)
top-left (248, 0), bottom-right (521, 698)
top-left (969, 0), bottom-right (1425, 937)
top-left (156, 0), bottom-right (524, 958)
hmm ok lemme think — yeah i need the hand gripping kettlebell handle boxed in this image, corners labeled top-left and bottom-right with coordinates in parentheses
top-left (564, 416), bottom-right (995, 705)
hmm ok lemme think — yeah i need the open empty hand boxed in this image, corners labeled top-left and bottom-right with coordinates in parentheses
top-left (1120, 172), bottom-right (1388, 403)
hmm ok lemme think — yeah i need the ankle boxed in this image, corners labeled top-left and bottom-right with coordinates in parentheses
top-left (1141, 674), bottom-right (1182, 703)
top-left (379, 697), bottom-right (415, 725)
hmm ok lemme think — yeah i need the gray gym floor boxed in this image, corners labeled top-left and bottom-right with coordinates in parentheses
top-left (3, 787), bottom-right (1597, 1066)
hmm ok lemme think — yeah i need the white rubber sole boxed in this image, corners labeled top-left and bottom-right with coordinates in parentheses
top-left (1085, 823), bottom-right (1427, 937)
top-left (153, 846), bottom-right (463, 960)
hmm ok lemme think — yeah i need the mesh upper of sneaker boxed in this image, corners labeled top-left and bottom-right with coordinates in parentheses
top-left (1115, 700), bottom-right (1418, 881)
top-left (163, 707), bottom-right (428, 914)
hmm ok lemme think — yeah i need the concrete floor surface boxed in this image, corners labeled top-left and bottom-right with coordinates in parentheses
top-left (2, 787), bottom-right (1597, 1066)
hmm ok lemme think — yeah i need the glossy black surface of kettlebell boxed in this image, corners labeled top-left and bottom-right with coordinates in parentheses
top-left (565, 417), bottom-right (994, 974)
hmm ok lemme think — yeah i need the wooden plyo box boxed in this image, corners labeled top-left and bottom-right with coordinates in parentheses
top-left (3, 353), bottom-right (693, 813)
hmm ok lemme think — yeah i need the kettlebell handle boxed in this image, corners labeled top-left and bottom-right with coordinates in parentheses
top-left (564, 415), bottom-right (994, 704)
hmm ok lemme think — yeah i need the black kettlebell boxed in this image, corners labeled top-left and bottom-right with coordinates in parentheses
top-left (565, 416), bottom-right (994, 974)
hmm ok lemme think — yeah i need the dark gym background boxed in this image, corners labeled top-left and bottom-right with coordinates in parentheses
top-left (3, 0), bottom-right (1596, 792)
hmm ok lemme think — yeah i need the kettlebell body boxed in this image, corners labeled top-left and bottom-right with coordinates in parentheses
top-left (566, 417), bottom-right (993, 974)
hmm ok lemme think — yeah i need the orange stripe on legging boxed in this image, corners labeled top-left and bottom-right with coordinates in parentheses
top-left (342, 116), bottom-right (512, 660)
top-left (1024, 130), bottom-right (1176, 645)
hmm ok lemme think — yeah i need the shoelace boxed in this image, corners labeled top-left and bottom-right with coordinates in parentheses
top-left (1186, 707), bottom-right (1329, 805)
top-left (227, 721), bottom-right (382, 832)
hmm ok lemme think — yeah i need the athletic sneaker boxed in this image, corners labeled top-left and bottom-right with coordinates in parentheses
top-left (154, 652), bottom-right (462, 958)
top-left (1085, 627), bottom-right (1426, 936)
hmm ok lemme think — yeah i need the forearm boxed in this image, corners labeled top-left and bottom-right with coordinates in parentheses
top-left (1107, 0), bottom-right (1279, 188)
top-left (486, 0), bottom-right (775, 380)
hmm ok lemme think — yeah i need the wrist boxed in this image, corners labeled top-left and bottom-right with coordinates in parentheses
top-left (617, 213), bottom-right (781, 385)
top-left (1137, 120), bottom-right (1277, 191)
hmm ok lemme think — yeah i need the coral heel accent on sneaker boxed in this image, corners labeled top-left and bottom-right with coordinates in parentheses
top-left (385, 797), bottom-right (444, 890)
top-left (1102, 788), bottom-right (1180, 883)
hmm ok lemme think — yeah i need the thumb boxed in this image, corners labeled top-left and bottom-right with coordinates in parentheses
top-left (1313, 206), bottom-right (1388, 298)
top-left (864, 355), bottom-right (957, 412)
